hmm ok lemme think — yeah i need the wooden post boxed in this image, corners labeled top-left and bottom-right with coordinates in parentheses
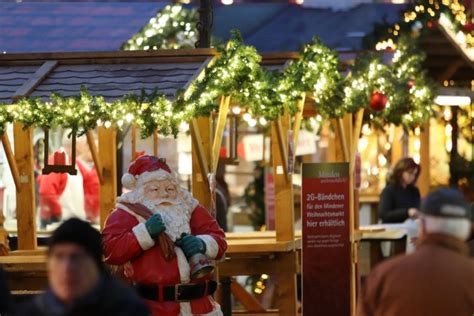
top-left (391, 126), bottom-right (404, 164)
top-left (191, 117), bottom-right (211, 208)
top-left (131, 125), bottom-right (137, 160)
top-left (271, 112), bottom-right (297, 316)
top-left (419, 122), bottom-right (430, 197)
top-left (13, 122), bottom-right (37, 250)
top-left (98, 126), bottom-right (117, 228)
top-left (153, 130), bottom-right (158, 156)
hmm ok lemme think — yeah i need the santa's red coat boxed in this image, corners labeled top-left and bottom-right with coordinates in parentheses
top-left (102, 204), bottom-right (227, 316)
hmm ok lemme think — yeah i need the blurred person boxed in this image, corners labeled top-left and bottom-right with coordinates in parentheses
top-left (0, 267), bottom-right (13, 315)
top-left (215, 162), bottom-right (230, 232)
top-left (38, 132), bottom-right (100, 228)
top-left (358, 188), bottom-right (474, 316)
top-left (17, 218), bottom-right (149, 316)
top-left (468, 203), bottom-right (474, 257)
top-left (379, 157), bottom-right (421, 223)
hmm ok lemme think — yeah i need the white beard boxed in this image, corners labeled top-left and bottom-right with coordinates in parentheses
top-left (140, 199), bottom-right (191, 242)
top-left (117, 184), bottom-right (199, 242)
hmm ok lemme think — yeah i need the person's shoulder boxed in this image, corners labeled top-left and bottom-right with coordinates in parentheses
top-left (101, 276), bottom-right (149, 315)
top-left (15, 294), bottom-right (45, 316)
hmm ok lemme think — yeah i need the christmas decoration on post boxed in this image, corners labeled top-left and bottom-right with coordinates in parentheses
top-left (42, 129), bottom-right (77, 175)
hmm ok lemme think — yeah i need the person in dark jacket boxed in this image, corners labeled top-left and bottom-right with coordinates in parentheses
top-left (0, 267), bottom-right (13, 315)
top-left (378, 157), bottom-right (421, 223)
top-left (17, 218), bottom-right (149, 316)
top-left (358, 188), bottom-right (474, 316)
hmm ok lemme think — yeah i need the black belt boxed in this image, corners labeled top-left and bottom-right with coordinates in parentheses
top-left (134, 280), bottom-right (217, 302)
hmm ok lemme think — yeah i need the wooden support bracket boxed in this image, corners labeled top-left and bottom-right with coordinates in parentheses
top-left (274, 118), bottom-right (289, 180)
top-left (292, 94), bottom-right (306, 158)
top-left (1, 133), bottom-right (21, 192)
top-left (211, 96), bottom-right (230, 174)
top-left (230, 281), bottom-right (266, 312)
top-left (190, 119), bottom-right (210, 187)
top-left (336, 117), bottom-right (349, 162)
top-left (86, 130), bottom-right (103, 185)
top-left (351, 109), bottom-right (364, 170)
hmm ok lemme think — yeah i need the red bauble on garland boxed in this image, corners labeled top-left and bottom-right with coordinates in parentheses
top-left (407, 79), bottom-right (416, 90)
top-left (369, 92), bottom-right (387, 111)
top-left (463, 23), bottom-right (474, 33)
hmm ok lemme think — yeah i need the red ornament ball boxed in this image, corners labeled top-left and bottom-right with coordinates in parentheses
top-left (464, 23), bottom-right (474, 33)
top-left (407, 79), bottom-right (416, 90)
top-left (369, 92), bottom-right (387, 111)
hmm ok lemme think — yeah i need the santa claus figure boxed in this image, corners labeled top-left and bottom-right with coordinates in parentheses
top-left (102, 155), bottom-right (227, 316)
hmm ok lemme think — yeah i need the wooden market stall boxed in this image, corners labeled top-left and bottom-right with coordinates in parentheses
top-left (0, 48), bottom-right (309, 315)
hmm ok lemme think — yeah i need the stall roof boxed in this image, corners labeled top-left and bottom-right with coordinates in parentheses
top-left (0, 2), bottom-right (163, 53)
top-left (0, 49), bottom-right (216, 104)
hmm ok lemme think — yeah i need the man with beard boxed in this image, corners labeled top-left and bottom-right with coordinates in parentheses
top-left (102, 155), bottom-right (227, 316)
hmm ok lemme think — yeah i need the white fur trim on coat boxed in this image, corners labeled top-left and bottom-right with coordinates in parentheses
top-left (197, 235), bottom-right (219, 259)
top-left (179, 300), bottom-right (223, 316)
top-left (175, 247), bottom-right (191, 284)
top-left (132, 223), bottom-right (155, 251)
top-left (136, 169), bottom-right (175, 187)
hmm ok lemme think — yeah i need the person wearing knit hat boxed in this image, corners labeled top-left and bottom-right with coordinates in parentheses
top-left (102, 155), bottom-right (227, 316)
top-left (17, 218), bottom-right (149, 316)
top-left (358, 188), bottom-right (474, 316)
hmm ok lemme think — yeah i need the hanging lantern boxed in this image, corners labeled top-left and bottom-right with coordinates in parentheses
top-left (369, 92), bottom-right (387, 112)
top-left (42, 129), bottom-right (77, 175)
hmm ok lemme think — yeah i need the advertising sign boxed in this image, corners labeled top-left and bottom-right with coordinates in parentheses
top-left (302, 163), bottom-right (350, 316)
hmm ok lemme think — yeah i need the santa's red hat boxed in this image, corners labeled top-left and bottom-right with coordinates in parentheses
top-left (121, 155), bottom-right (175, 190)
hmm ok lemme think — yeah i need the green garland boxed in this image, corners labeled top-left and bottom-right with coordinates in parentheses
top-left (2, 32), bottom-right (434, 137)
top-left (365, 0), bottom-right (473, 49)
top-left (122, 4), bottom-right (198, 50)
top-left (0, 105), bottom-right (14, 135)
top-left (339, 36), bottom-right (433, 130)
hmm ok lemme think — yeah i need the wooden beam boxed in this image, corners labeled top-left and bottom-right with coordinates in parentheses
top-left (351, 109), bottom-right (364, 170)
top-left (292, 94), bottom-right (306, 158)
top-left (391, 126), bottom-right (405, 164)
top-left (230, 282), bottom-right (265, 312)
top-left (12, 60), bottom-right (58, 100)
top-left (336, 117), bottom-right (350, 162)
top-left (191, 117), bottom-right (211, 208)
top-left (153, 130), bottom-right (158, 156)
top-left (98, 126), bottom-right (117, 229)
top-left (274, 118), bottom-right (289, 180)
top-left (13, 122), bottom-right (36, 250)
top-left (419, 122), bottom-right (430, 197)
top-left (86, 130), bottom-right (103, 185)
top-left (437, 59), bottom-right (464, 82)
top-left (271, 112), bottom-right (294, 243)
top-left (211, 96), bottom-right (230, 174)
top-left (190, 119), bottom-right (210, 188)
top-left (131, 125), bottom-right (137, 160)
top-left (182, 56), bottom-right (216, 99)
top-left (1, 133), bottom-right (21, 192)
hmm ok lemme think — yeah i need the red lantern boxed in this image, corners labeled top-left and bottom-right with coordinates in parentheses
top-left (369, 92), bottom-right (387, 111)
top-left (53, 150), bottom-right (66, 165)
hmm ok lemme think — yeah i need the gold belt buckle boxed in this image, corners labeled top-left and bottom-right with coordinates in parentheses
top-left (175, 283), bottom-right (183, 301)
